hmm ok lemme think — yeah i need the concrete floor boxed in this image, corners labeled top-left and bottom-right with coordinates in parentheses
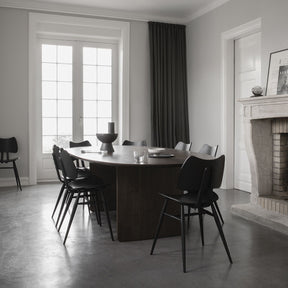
top-left (0, 184), bottom-right (288, 288)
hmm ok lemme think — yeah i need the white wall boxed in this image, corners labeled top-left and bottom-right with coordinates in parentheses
top-left (0, 7), bottom-right (151, 182)
top-left (187, 0), bottom-right (288, 152)
top-left (0, 8), bottom-right (29, 181)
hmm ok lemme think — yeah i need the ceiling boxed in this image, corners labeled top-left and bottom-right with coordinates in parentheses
top-left (0, 0), bottom-right (230, 23)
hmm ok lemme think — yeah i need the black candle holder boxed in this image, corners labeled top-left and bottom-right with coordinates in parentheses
top-left (96, 133), bottom-right (118, 153)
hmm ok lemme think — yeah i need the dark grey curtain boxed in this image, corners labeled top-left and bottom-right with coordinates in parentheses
top-left (149, 22), bottom-right (190, 148)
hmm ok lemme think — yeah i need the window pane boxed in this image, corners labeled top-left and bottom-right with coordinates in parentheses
top-left (43, 118), bottom-right (57, 135)
top-left (58, 46), bottom-right (72, 64)
top-left (42, 45), bottom-right (56, 63)
top-left (83, 100), bottom-right (96, 117)
top-left (42, 63), bottom-right (56, 81)
top-left (58, 82), bottom-right (72, 99)
top-left (83, 118), bottom-right (96, 135)
top-left (57, 135), bottom-right (72, 149)
top-left (58, 100), bottom-right (72, 117)
top-left (98, 101), bottom-right (111, 117)
top-left (83, 135), bottom-right (97, 147)
top-left (98, 48), bottom-right (112, 65)
top-left (98, 84), bottom-right (111, 100)
top-left (98, 66), bottom-right (111, 83)
top-left (83, 83), bottom-right (97, 100)
top-left (98, 118), bottom-right (110, 133)
top-left (42, 81), bottom-right (56, 99)
top-left (83, 65), bottom-right (96, 82)
top-left (58, 64), bottom-right (72, 81)
top-left (83, 47), bottom-right (96, 65)
top-left (43, 136), bottom-right (57, 153)
top-left (42, 100), bottom-right (56, 117)
top-left (58, 118), bottom-right (72, 135)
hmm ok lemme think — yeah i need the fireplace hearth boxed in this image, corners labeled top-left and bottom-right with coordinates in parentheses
top-left (232, 94), bottom-right (288, 235)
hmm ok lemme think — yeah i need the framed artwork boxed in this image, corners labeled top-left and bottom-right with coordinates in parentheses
top-left (266, 48), bottom-right (288, 95)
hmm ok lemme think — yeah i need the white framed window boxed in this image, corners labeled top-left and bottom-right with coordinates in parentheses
top-left (40, 40), bottom-right (118, 153)
top-left (29, 13), bottom-right (129, 182)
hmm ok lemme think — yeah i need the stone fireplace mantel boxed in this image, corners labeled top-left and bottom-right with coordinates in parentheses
top-left (232, 94), bottom-right (288, 235)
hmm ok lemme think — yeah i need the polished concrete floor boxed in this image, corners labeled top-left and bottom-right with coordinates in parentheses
top-left (0, 184), bottom-right (288, 288)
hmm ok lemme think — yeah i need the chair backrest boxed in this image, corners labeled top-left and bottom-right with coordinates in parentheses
top-left (0, 137), bottom-right (18, 162)
top-left (59, 149), bottom-right (78, 182)
top-left (122, 140), bottom-right (147, 146)
top-left (52, 145), bottom-right (64, 182)
top-left (69, 140), bottom-right (91, 148)
top-left (69, 140), bottom-right (91, 168)
top-left (178, 155), bottom-right (225, 194)
top-left (174, 141), bottom-right (192, 151)
top-left (199, 144), bottom-right (218, 157)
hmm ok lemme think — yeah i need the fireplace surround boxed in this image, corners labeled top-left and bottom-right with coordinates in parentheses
top-left (232, 94), bottom-right (288, 235)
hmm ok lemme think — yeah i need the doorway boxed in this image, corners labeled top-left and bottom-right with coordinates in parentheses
top-left (234, 32), bottom-right (261, 192)
top-left (220, 18), bottom-right (261, 189)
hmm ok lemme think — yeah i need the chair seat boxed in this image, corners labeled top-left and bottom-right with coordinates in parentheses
top-left (0, 157), bottom-right (19, 163)
top-left (160, 191), bottom-right (219, 208)
top-left (68, 175), bottom-right (106, 191)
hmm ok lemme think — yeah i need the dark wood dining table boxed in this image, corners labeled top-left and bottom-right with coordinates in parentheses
top-left (67, 145), bottom-right (196, 241)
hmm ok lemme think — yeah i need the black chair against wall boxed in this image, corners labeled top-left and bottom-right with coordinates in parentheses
top-left (0, 137), bottom-right (22, 191)
top-left (69, 140), bottom-right (92, 169)
top-left (57, 149), bottom-right (114, 244)
top-left (122, 140), bottom-right (147, 146)
top-left (150, 155), bottom-right (232, 273)
top-left (174, 141), bottom-right (192, 151)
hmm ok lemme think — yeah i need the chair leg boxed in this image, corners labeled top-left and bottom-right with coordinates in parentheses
top-left (55, 188), bottom-right (69, 228)
top-left (63, 192), bottom-right (81, 245)
top-left (214, 201), bottom-right (224, 225)
top-left (58, 191), bottom-right (74, 232)
top-left (94, 192), bottom-right (102, 226)
top-left (198, 208), bottom-right (204, 246)
top-left (52, 183), bottom-right (65, 219)
top-left (90, 193), bottom-right (101, 225)
top-left (100, 190), bottom-right (114, 241)
top-left (150, 199), bottom-right (168, 255)
top-left (187, 207), bottom-right (191, 229)
top-left (211, 203), bottom-right (233, 264)
top-left (181, 205), bottom-right (186, 273)
top-left (12, 161), bottom-right (22, 191)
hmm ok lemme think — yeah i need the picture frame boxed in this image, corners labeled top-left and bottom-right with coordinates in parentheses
top-left (266, 48), bottom-right (288, 96)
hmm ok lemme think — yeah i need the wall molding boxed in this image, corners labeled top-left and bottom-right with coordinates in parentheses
top-left (0, 0), bottom-right (231, 24)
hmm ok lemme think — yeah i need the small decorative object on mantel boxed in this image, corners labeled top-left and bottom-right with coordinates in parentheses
top-left (96, 122), bottom-right (118, 153)
top-left (251, 86), bottom-right (264, 97)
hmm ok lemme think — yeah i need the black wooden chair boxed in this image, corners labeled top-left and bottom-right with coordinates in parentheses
top-left (199, 144), bottom-right (218, 157)
top-left (150, 155), bottom-right (232, 272)
top-left (196, 144), bottom-right (224, 224)
top-left (0, 137), bottom-right (22, 190)
top-left (122, 140), bottom-right (147, 146)
top-left (51, 145), bottom-right (90, 227)
top-left (174, 141), bottom-right (192, 151)
top-left (69, 140), bottom-right (92, 169)
top-left (57, 149), bottom-right (114, 245)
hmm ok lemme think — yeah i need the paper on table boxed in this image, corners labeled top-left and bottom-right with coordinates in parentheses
top-left (81, 149), bottom-right (101, 154)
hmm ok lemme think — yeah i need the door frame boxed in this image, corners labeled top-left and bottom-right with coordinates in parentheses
top-left (29, 13), bottom-right (130, 184)
top-left (220, 18), bottom-right (261, 189)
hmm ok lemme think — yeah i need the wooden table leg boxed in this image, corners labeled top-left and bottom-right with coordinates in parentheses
top-left (116, 166), bottom-right (181, 242)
